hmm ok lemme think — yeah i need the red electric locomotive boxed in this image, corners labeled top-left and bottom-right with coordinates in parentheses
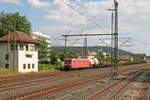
top-left (64, 58), bottom-right (90, 70)
top-left (64, 58), bottom-right (98, 70)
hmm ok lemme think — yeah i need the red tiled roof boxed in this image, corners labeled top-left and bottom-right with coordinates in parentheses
top-left (118, 55), bottom-right (131, 61)
top-left (132, 54), bottom-right (146, 58)
top-left (76, 50), bottom-right (94, 56)
top-left (0, 31), bottom-right (40, 44)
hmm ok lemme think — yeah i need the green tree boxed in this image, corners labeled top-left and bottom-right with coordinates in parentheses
top-left (50, 50), bottom-right (59, 65)
top-left (132, 56), bottom-right (144, 62)
top-left (59, 51), bottom-right (77, 62)
top-left (0, 11), bottom-right (31, 37)
top-left (95, 51), bottom-right (105, 64)
top-left (67, 51), bottom-right (77, 58)
top-left (59, 52), bottom-right (66, 62)
top-left (104, 56), bottom-right (112, 63)
top-left (37, 37), bottom-right (49, 63)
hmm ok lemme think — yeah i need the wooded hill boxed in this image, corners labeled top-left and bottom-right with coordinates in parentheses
top-left (51, 46), bottom-right (132, 56)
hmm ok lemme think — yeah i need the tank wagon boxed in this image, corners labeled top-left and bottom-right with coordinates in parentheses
top-left (64, 58), bottom-right (98, 70)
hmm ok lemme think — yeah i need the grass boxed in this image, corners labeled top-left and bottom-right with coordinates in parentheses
top-left (0, 68), bottom-right (19, 77)
top-left (38, 62), bottom-right (64, 71)
top-left (0, 62), bottom-right (64, 77)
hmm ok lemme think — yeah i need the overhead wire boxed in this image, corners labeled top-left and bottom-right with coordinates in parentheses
top-left (72, 0), bottom-right (110, 31)
top-left (69, 39), bottom-right (81, 47)
top-left (119, 37), bottom-right (132, 47)
top-left (61, 0), bottom-right (110, 33)
top-left (99, 38), bottom-right (111, 46)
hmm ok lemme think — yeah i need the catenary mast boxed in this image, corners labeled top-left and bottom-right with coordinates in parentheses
top-left (114, 0), bottom-right (119, 77)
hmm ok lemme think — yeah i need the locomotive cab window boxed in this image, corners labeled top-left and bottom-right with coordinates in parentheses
top-left (65, 60), bottom-right (72, 63)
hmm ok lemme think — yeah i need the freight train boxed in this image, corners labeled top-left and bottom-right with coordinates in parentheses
top-left (64, 58), bottom-right (98, 70)
top-left (64, 58), bottom-right (147, 70)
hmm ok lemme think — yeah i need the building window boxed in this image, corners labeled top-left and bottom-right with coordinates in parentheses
top-left (11, 44), bottom-right (14, 50)
top-left (25, 54), bottom-right (32, 58)
top-left (30, 45), bottom-right (34, 51)
top-left (28, 64), bottom-right (30, 69)
top-left (16, 45), bottom-right (18, 50)
top-left (32, 64), bottom-right (34, 69)
top-left (35, 45), bottom-right (37, 51)
top-left (23, 64), bottom-right (26, 69)
top-left (5, 64), bottom-right (9, 69)
top-left (11, 44), bottom-right (18, 50)
top-left (5, 54), bottom-right (9, 60)
top-left (20, 45), bottom-right (24, 50)
top-left (26, 45), bottom-right (29, 51)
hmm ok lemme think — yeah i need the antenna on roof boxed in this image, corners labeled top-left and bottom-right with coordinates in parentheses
top-left (13, 21), bottom-right (17, 70)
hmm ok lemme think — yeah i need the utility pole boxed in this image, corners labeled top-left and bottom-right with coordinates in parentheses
top-left (84, 38), bottom-right (87, 58)
top-left (111, 11), bottom-right (114, 69)
top-left (114, 0), bottom-right (119, 77)
top-left (108, 8), bottom-right (115, 62)
top-left (108, 9), bottom-right (115, 77)
top-left (111, 11), bottom-right (114, 61)
top-left (64, 36), bottom-right (67, 52)
top-left (7, 31), bottom-right (10, 68)
top-left (13, 31), bottom-right (16, 70)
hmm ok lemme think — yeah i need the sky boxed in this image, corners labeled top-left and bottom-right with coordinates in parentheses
top-left (0, 0), bottom-right (150, 55)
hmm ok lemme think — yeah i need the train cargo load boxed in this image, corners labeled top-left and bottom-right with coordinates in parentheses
top-left (88, 58), bottom-right (98, 68)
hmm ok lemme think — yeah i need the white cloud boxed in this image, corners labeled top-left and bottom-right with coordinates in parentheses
top-left (44, 0), bottom-right (88, 25)
top-left (44, 0), bottom-right (111, 27)
top-left (27, 0), bottom-right (51, 8)
top-left (38, 0), bottom-right (150, 55)
top-left (117, 0), bottom-right (150, 55)
top-left (0, 0), bottom-right (22, 5)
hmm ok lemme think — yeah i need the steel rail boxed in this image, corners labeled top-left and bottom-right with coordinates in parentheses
top-left (86, 71), bottom-right (143, 100)
top-left (85, 74), bottom-right (130, 100)
top-left (106, 71), bottom-right (144, 100)
top-left (0, 68), bottom-right (99, 85)
top-left (0, 69), bottom-right (105, 92)
top-left (0, 71), bottom-right (66, 85)
top-left (0, 64), bottom-right (142, 93)
top-left (0, 73), bottom-right (111, 100)
top-left (0, 64), bottom-right (147, 100)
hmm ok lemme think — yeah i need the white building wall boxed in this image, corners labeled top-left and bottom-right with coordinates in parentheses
top-left (31, 31), bottom-right (51, 48)
top-left (0, 42), bottom-right (38, 73)
top-left (18, 44), bottom-right (38, 73)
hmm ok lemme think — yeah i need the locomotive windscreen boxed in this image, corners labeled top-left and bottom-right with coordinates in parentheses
top-left (64, 60), bottom-right (72, 64)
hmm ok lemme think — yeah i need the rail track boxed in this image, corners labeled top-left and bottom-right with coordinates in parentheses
top-left (0, 63), bottom-right (145, 93)
top-left (0, 63), bottom-right (146, 85)
top-left (0, 62), bottom-right (146, 84)
top-left (0, 68), bottom-right (103, 85)
top-left (0, 63), bottom-right (147, 100)
top-left (85, 70), bottom-right (144, 100)
top-left (0, 68), bottom-right (107, 93)
top-left (0, 73), bottom-right (112, 100)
